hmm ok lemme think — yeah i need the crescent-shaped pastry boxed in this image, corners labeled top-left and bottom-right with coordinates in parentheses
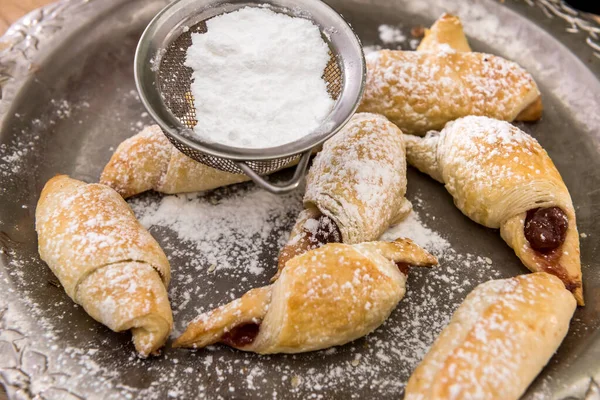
top-left (275, 113), bottom-right (412, 278)
top-left (173, 239), bottom-right (437, 354)
top-left (36, 175), bottom-right (173, 356)
top-left (100, 125), bottom-right (250, 198)
top-left (405, 272), bottom-right (576, 400)
top-left (416, 13), bottom-right (472, 53)
top-left (405, 116), bottom-right (583, 304)
top-left (358, 50), bottom-right (542, 135)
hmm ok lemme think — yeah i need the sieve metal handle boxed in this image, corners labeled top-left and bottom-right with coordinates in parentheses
top-left (235, 150), bottom-right (312, 194)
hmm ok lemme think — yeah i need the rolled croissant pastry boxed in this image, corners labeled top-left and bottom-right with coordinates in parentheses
top-left (36, 175), bottom-right (173, 356)
top-left (358, 49), bottom-right (542, 135)
top-left (405, 272), bottom-right (576, 400)
top-left (275, 113), bottom-right (412, 277)
top-left (406, 116), bottom-right (583, 304)
top-left (416, 13), bottom-right (472, 53)
top-left (173, 239), bottom-right (437, 353)
top-left (100, 125), bottom-right (250, 198)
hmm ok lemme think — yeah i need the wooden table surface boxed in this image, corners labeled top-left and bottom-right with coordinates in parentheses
top-left (0, 0), bottom-right (56, 35)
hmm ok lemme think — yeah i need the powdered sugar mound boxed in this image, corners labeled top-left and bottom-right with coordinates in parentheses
top-left (186, 7), bottom-right (334, 148)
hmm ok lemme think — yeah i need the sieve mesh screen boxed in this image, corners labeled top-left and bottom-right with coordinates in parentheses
top-left (156, 18), bottom-right (343, 174)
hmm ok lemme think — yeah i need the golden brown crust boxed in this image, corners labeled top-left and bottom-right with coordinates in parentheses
top-left (77, 261), bottom-right (173, 356)
top-left (175, 240), bottom-right (436, 354)
top-left (100, 125), bottom-right (172, 198)
top-left (100, 125), bottom-right (249, 198)
top-left (417, 13), bottom-right (472, 53)
top-left (405, 116), bottom-right (583, 305)
top-left (356, 238), bottom-right (438, 268)
top-left (157, 147), bottom-right (249, 194)
top-left (501, 212), bottom-right (582, 305)
top-left (405, 273), bottom-right (576, 400)
top-left (417, 13), bottom-right (542, 124)
top-left (358, 50), bottom-right (541, 135)
top-left (515, 95), bottom-right (543, 121)
top-left (173, 286), bottom-right (271, 349)
top-left (36, 175), bottom-right (173, 356)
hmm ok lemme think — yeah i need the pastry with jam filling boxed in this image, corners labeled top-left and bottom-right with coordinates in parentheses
top-left (173, 239), bottom-right (436, 353)
top-left (275, 112), bottom-right (413, 280)
top-left (406, 116), bottom-right (583, 304)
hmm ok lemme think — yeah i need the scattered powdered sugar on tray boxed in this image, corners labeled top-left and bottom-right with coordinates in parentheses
top-left (0, 183), bottom-right (556, 399)
top-left (378, 24), bottom-right (407, 45)
top-left (365, 23), bottom-right (420, 53)
top-left (381, 211), bottom-right (450, 256)
top-left (150, 196), bottom-right (502, 397)
top-left (0, 128), bottom-right (41, 178)
top-left (130, 186), bottom-right (304, 277)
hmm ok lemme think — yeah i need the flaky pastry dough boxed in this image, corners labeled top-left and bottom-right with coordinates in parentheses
top-left (276, 113), bottom-right (412, 277)
top-left (405, 116), bottom-right (583, 304)
top-left (174, 239), bottom-right (436, 354)
top-left (416, 13), bottom-right (472, 53)
top-left (405, 272), bottom-right (576, 400)
top-left (358, 47), bottom-right (542, 135)
top-left (100, 125), bottom-right (250, 198)
top-left (36, 175), bottom-right (173, 356)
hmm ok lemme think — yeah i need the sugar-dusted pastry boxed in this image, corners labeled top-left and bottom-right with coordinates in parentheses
top-left (358, 50), bottom-right (542, 135)
top-left (36, 175), bottom-right (173, 356)
top-left (100, 125), bottom-right (250, 198)
top-left (416, 13), bottom-right (471, 53)
top-left (406, 116), bottom-right (583, 304)
top-left (405, 272), bottom-right (576, 400)
top-left (275, 113), bottom-right (412, 278)
top-left (173, 239), bottom-right (437, 353)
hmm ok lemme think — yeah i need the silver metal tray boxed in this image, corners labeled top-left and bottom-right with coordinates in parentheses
top-left (1, 0), bottom-right (599, 399)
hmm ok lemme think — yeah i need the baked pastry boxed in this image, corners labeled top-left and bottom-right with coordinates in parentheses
top-left (405, 116), bottom-right (583, 304)
top-left (275, 113), bottom-right (412, 277)
top-left (36, 175), bottom-right (173, 356)
top-left (173, 239), bottom-right (437, 353)
top-left (358, 50), bottom-right (542, 135)
top-left (405, 272), bottom-right (576, 400)
top-left (416, 13), bottom-right (472, 53)
top-left (100, 125), bottom-right (250, 198)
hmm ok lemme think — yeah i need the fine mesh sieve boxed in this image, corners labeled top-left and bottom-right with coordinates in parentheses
top-left (135, 0), bottom-right (365, 193)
